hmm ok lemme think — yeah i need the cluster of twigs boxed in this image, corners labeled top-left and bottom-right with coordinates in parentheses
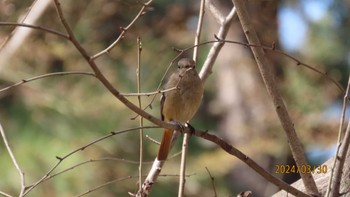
top-left (0, 0), bottom-right (349, 197)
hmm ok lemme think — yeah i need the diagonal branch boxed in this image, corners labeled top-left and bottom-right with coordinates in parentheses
top-left (199, 2), bottom-right (236, 82)
top-left (0, 0), bottom-right (51, 71)
top-left (0, 22), bottom-right (68, 39)
top-left (91, 1), bottom-right (153, 60)
top-left (0, 71), bottom-right (95, 93)
top-left (191, 129), bottom-right (309, 197)
top-left (52, 0), bottom-right (176, 131)
top-left (231, 0), bottom-right (319, 196)
top-left (328, 76), bottom-right (350, 197)
top-left (0, 123), bottom-right (25, 196)
top-left (0, 191), bottom-right (13, 197)
top-left (23, 126), bottom-right (158, 196)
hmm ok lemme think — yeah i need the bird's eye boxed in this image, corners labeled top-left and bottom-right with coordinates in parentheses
top-left (178, 66), bottom-right (181, 69)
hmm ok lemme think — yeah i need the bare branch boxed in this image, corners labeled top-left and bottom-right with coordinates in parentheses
top-left (193, 129), bottom-right (309, 197)
top-left (76, 176), bottom-right (133, 197)
top-left (22, 126), bottom-right (158, 196)
top-left (231, 0), bottom-right (319, 195)
top-left (177, 38), bottom-right (344, 93)
top-left (78, 173), bottom-right (196, 197)
top-left (0, 123), bottom-right (25, 196)
top-left (138, 159), bottom-right (165, 197)
top-left (0, 71), bottom-right (95, 93)
top-left (178, 132), bottom-right (190, 197)
top-left (121, 87), bottom-right (177, 97)
top-left (205, 167), bottom-right (217, 197)
top-left (37, 157), bottom-right (153, 184)
top-left (271, 50), bottom-right (344, 93)
top-left (136, 36), bottom-right (144, 191)
top-left (199, 5), bottom-right (236, 82)
top-left (91, 1), bottom-right (153, 60)
top-left (0, 0), bottom-right (51, 71)
top-left (193, 0), bottom-right (206, 62)
top-left (0, 22), bottom-right (68, 39)
top-left (328, 76), bottom-right (350, 197)
top-left (210, 38), bottom-right (345, 93)
top-left (52, 0), bottom-right (178, 133)
top-left (206, 0), bottom-right (227, 24)
top-left (178, 0), bottom-right (206, 196)
top-left (0, 191), bottom-right (13, 197)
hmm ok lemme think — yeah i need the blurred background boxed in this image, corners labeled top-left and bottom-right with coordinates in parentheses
top-left (0, 0), bottom-right (348, 196)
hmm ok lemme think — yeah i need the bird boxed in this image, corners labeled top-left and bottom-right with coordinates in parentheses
top-left (157, 58), bottom-right (204, 160)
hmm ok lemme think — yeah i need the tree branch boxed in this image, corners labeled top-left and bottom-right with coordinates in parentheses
top-left (52, 0), bottom-right (178, 132)
top-left (0, 123), bottom-right (25, 196)
top-left (193, 129), bottom-right (310, 197)
top-left (136, 36), bottom-right (144, 192)
top-left (231, 0), bottom-right (319, 195)
top-left (199, 2), bottom-right (236, 83)
top-left (91, 1), bottom-right (153, 60)
top-left (0, 22), bottom-right (68, 39)
top-left (22, 126), bottom-right (158, 196)
top-left (328, 76), bottom-right (350, 197)
top-left (0, 0), bottom-right (51, 71)
top-left (178, 0), bottom-right (206, 196)
top-left (0, 71), bottom-right (95, 93)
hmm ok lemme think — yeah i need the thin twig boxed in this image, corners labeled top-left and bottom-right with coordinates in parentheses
top-left (193, 0), bottom-right (205, 63)
top-left (178, 38), bottom-right (345, 93)
top-left (91, 1), bottom-right (153, 60)
top-left (121, 87), bottom-right (177, 97)
top-left (231, 0), bottom-right (319, 195)
top-left (145, 135), bottom-right (160, 145)
top-left (328, 76), bottom-right (350, 197)
top-left (179, 1), bottom-right (206, 196)
top-left (33, 157), bottom-right (153, 185)
top-left (61, 127), bottom-right (159, 163)
top-left (0, 123), bottom-right (25, 196)
top-left (78, 173), bottom-right (196, 197)
top-left (205, 37), bottom-right (345, 94)
top-left (22, 126), bottom-right (158, 196)
top-left (137, 36), bottom-right (144, 191)
top-left (75, 176), bottom-right (133, 197)
top-left (0, 71), bottom-right (95, 93)
top-left (223, 37), bottom-right (345, 93)
top-left (0, 22), bottom-right (68, 39)
top-left (178, 133), bottom-right (189, 197)
top-left (205, 167), bottom-right (217, 197)
top-left (0, 191), bottom-right (13, 197)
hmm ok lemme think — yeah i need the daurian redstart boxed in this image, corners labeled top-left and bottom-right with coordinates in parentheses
top-left (157, 58), bottom-right (203, 160)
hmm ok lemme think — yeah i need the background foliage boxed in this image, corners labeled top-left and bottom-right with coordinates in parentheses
top-left (0, 0), bottom-right (349, 196)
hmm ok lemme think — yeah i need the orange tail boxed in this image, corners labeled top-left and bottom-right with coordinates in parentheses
top-left (157, 128), bottom-right (173, 160)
